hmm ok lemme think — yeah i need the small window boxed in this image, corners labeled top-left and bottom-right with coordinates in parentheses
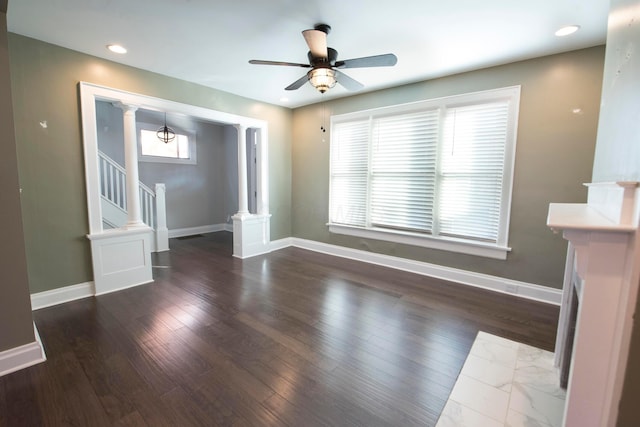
top-left (137, 122), bottom-right (196, 164)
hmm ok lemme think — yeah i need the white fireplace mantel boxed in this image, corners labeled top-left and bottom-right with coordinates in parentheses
top-left (547, 181), bottom-right (640, 427)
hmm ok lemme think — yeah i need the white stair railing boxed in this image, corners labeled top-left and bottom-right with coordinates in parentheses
top-left (139, 183), bottom-right (156, 229)
top-left (99, 152), bottom-right (127, 212)
top-left (98, 151), bottom-right (157, 228)
top-left (98, 151), bottom-right (168, 252)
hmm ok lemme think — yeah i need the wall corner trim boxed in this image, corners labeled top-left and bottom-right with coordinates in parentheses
top-left (281, 238), bottom-right (562, 305)
top-left (31, 281), bottom-right (95, 310)
top-left (0, 323), bottom-right (46, 377)
top-left (267, 237), bottom-right (294, 252)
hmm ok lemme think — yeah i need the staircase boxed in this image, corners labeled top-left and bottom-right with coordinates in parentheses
top-left (98, 151), bottom-right (168, 251)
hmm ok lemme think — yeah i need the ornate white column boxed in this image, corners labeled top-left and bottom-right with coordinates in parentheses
top-left (114, 102), bottom-right (144, 227)
top-left (235, 124), bottom-right (249, 216)
top-left (232, 123), bottom-right (271, 259)
top-left (88, 102), bottom-right (153, 295)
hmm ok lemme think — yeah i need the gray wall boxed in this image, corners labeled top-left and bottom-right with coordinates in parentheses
top-left (96, 101), bottom-right (237, 230)
top-left (96, 100), bottom-right (125, 165)
top-left (291, 46), bottom-right (605, 289)
top-left (9, 33), bottom-right (292, 294)
top-left (137, 119), bottom-right (231, 230)
top-left (595, 0), bottom-right (640, 424)
top-left (0, 6), bottom-right (34, 351)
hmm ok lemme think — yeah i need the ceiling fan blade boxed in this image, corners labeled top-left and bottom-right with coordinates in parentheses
top-left (285, 73), bottom-right (310, 91)
top-left (302, 29), bottom-right (328, 59)
top-left (335, 53), bottom-right (398, 69)
top-left (249, 59), bottom-right (311, 68)
top-left (335, 70), bottom-right (364, 91)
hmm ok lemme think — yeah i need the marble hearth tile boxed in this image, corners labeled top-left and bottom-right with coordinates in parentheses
top-left (515, 344), bottom-right (566, 399)
top-left (516, 344), bottom-right (555, 370)
top-left (436, 400), bottom-right (503, 427)
top-left (449, 374), bottom-right (510, 422)
top-left (513, 365), bottom-right (566, 399)
top-left (470, 332), bottom-right (518, 368)
top-left (460, 353), bottom-right (514, 392)
top-left (476, 331), bottom-right (519, 349)
top-left (509, 382), bottom-right (565, 427)
top-left (505, 409), bottom-right (553, 427)
top-left (440, 332), bottom-right (566, 427)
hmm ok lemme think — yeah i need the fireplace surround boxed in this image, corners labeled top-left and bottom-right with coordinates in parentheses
top-left (547, 181), bottom-right (639, 426)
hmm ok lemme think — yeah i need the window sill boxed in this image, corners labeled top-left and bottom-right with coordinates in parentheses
top-left (327, 223), bottom-right (510, 260)
top-left (139, 155), bottom-right (196, 165)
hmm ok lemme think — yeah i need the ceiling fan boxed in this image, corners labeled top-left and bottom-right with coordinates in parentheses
top-left (249, 24), bottom-right (397, 94)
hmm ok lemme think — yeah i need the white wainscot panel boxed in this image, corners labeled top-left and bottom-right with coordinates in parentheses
top-left (232, 214), bottom-right (271, 259)
top-left (88, 226), bottom-right (154, 295)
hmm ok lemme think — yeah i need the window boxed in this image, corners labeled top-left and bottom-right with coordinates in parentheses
top-left (328, 86), bottom-right (520, 259)
top-left (137, 122), bottom-right (196, 164)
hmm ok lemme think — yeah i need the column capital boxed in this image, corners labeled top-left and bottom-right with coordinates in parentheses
top-left (112, 101), bottom-right (138, 113)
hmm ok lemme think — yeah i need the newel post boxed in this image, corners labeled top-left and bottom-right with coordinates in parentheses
top-left (155, 183), bottom-right (169, 252)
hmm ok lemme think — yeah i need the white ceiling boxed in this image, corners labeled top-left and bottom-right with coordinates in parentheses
top-left (7, 0), bottom-right (609, 108)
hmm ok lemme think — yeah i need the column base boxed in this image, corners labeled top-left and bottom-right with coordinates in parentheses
top-left (125, 221), bottom-right (147, 228)
top-left (232, 213), bottom-right (271, 258)
top-left (87, 226), bottom-right (154, 295)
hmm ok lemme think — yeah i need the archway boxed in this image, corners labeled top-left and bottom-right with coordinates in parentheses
top-left (79, 82), bottom-right (271, 295)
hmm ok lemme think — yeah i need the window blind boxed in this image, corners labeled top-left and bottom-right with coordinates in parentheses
top-left (370, 110), bottom-right (439, 232)
top-left (439, 102), bottom-right (509, 242)
top-left (329, 120), bottom-right (370, 226)
top-left (328, 86), bottom-right (519, 254)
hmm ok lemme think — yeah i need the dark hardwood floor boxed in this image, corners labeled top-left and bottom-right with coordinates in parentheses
top-left (0, 232), bottom-right (559, 426)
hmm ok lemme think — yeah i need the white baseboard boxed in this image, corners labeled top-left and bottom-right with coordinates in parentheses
top-left (268, 237), bottom-right (293, 252)
top-left (288, 238), bottom-right (562, 306)
top-left (168, 224), bottom-right (229, 238)
top-left (29, 235), bottom-right (560, 314)
top-left (31, 281), bottom-right (95, 311)
top-left (0, 323), bottom-right (46, 377)
top-left (94, 279), bottom-right (154, 297)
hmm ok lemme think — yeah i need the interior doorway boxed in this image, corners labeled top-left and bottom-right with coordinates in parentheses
top-left (79, 82), bottom-right (271, 294)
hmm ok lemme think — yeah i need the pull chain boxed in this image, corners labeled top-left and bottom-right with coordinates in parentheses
top-left (320, 95), bottom-right (327, 142)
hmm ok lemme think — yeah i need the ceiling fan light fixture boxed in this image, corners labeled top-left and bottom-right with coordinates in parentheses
top-left (249, 23), bottom-right (395, 94)
top-left (308, 68), bottom-right (337, 93)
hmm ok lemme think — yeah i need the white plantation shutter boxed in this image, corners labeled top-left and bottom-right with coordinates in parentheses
top-left (439, 102), bottom-right (509, 242)
top-left (370, 110), bottom-right (439, 232)
top-left (329, 120), bottom-right (369, 226)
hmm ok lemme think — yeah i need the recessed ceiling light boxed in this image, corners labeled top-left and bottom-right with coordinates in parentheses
top-left (555, 25), bottom-right (580, 37)
top-left (107, 44), bottom-right (127, 54)
top-left (280, 97), bottom-right (289, 103)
